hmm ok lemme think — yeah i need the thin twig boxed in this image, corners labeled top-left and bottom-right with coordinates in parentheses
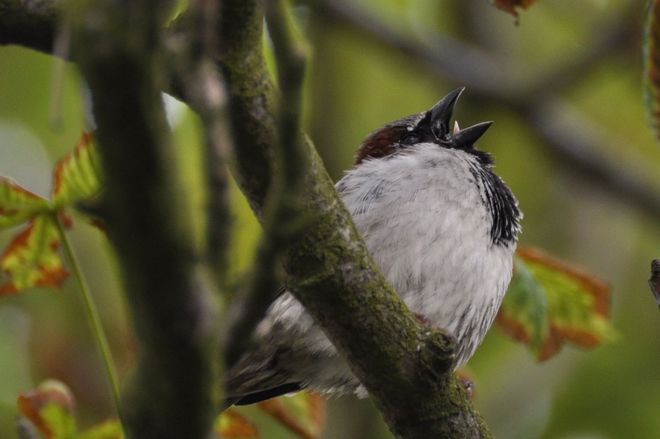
top-left (224, 0), bottom-right (311, 368)
top-left (170, 0), bottom-right (232, 289)
top-left (54, 215), bottom-right (123, 424)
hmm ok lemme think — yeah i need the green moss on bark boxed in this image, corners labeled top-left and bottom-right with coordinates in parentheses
top-left (72, 2), bottom-right (221, 438)
top-left (216, 2), bottom-right (492, 437)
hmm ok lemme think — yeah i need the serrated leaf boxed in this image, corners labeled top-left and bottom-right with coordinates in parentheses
top-left (491, 0), bottom-right (537, 19)
top-left (0, 215), bottom-right (68, 296)
top-left (644, 0), bottom-right (660, 143)
top-left (497, 246), bottom-right (615, 361)
top-left (0, 177), bottom-right (49, 229)
top-left (215, 410), bottom-right (259, 439)
top-left (498, 258), bottom-right (550, 351)
top-left (52, 132), bottom-right (102, 207)
top-left (257, 392), bottom-right (326, 439)
top-left (17, 380), bottom-right (77, 439)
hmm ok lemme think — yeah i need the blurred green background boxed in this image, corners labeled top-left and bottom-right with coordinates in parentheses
top-left (1, 0), bottom-right (659, 438)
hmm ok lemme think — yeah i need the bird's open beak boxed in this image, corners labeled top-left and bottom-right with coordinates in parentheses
top-left (429, 87), bottom-right (465, 139)
top-left (428, 87), bottom-right (493, 148)
top-left (454, 121), bottom-right (493, 148)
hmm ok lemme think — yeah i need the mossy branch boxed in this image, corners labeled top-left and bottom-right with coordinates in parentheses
top-left (224, 0), bottom-right (311, 368)
top-left (70, 1), bottom-right (221, 438)
top-left (169, 0), bottom-right (232, 290)
top-left (3, 0), bottom-right (491, 436)
top-left (216, 1), bottom-right (491, 437)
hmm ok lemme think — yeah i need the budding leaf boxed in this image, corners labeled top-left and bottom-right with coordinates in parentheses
top-left (216, 392), bottom-right (327, 439)
top-left (497, 246), bottom-right (615, 361)
top-left (79, 420), bottom-right (124, 439)
top-left (52, 133), bottom-right (102, 207)
top-left (17, 380), bottom-right (77, 439)
top-left (0, 177), bottom-right (49, 229)
top-left (0, 215), bottom-right (68, 296)
top-left (257, 392), bottom-right (326, 439)
top-left (215, 410), bottom-right (259, 439)
top-left (18, 380), bottom-right (124, 439)
top-left (0, 132), bottom-right (103, 296)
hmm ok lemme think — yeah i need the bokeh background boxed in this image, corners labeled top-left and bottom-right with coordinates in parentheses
top-left (1, 0), bottom-right (659, 438)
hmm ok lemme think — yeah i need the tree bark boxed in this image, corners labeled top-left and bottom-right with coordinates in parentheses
top-left (71, 1), bottom-right (222, 438)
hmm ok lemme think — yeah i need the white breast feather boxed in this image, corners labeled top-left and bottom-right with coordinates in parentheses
top-left (256, 143), bottom-right (517, 394)
top-left (339, 144), bottom-right (515, 364)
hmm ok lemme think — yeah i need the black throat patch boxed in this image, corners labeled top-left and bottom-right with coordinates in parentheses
top-left (469, 163), bottom-right (521, 247)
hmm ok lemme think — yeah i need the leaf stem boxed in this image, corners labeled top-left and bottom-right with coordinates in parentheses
top-left (54, 214), bottom-right (124, 425)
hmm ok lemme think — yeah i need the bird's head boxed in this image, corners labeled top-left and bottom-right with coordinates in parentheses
top-left (355, 87), bottom-right (493, 165)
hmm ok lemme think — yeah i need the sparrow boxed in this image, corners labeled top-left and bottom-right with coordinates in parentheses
top-left (224, 87), bottom-right (522, 406)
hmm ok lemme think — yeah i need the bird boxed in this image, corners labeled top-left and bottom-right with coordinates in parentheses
top-left (224, 87), bottom-right (522, 406)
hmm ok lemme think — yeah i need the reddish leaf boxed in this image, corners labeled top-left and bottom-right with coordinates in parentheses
top-left (215, 409), bottom-right (259, 439)
top-left (492, 0), bottom-right (537, 19)
top-left (0, 215), bottom-right (68, 296)
top-left (257, 392), bottom-right (326, 439)
top-left (0, 177), bottom-right (49, 229)
top-left (52, 132), bottom-right (102, 207)
top-left (17, 380), bottom-right (76, 439)
top-left (497, 246), bottom-right (615, 361)
top-left (18, 380), bottom-right (124, 439)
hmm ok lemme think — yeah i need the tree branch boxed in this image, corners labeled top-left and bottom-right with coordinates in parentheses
top-left (168, 0), bottom-right (232, 289)
top-left (224, 0), bottom-right (311, 368)
top-left (71, 1), bottom-right (221, 438)
top-left (522, 99), bottom-right (660, 219)
top-left (650, 259), bottom-right (660, 307)
top-left (0, 0), bottom-right (59, 56)
top-left (308, 0), bottom-right (660, 219)
top-left (217, 1), bottom-right (491, 437)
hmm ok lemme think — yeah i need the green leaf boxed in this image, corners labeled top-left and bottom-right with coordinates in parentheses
top-left (17, 380), bottom-right (77, 439)
top-left (499, 258), bottom-right (550, 352)
top-left (52, 132), bottom-right (102, 207)
top-left (257, 392), bottom-right (326, 439)
top-left (215, 410), bottom-right (259, 439)
top-left (79, 420), bottom-right (124, 439)
top-left (0, 132), bottom-right (104, 296)
top-left (644, 0), bottom-right (660, 143)
top-left (17, 381), bottom-right (124, 439)
top-left (497, 247), bottom-right (615, 361)
top-left (0, 177), bottom-right (49, 229)
top-left (216, 392), bottom-right (327, 439)
top-left (0, 215), bottom-right (68, 296)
